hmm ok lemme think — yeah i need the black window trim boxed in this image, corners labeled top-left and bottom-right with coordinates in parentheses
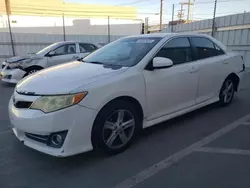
top-left (189, 36), bottom-right (226, 61)
top-left (214, 43), bottom-right (225, 56)
top-left (145, 36), bottom-right (196, 70)
top-left (45, 43), bottom-right (77, 57)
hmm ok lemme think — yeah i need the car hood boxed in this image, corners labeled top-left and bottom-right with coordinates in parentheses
top-left (6, 54), bottom-right (42, 63)
top-left (16, 61), bottom-right (128, 95)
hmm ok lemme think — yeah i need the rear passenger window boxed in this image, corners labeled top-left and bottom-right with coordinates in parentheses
top-left (191, 37), bottom-right (219, 59)
top-left (155, 37), bottom-right (193, 65)
top-left (79, 43), bottom-right (97, 53)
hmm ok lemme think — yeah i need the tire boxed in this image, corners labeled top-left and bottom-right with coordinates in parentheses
top-left (92, 100), bottom-right (141, 155)
top-left (219, 78), bottom-right (235, 106)
top-left (23, 67), bottom-right (43, 78)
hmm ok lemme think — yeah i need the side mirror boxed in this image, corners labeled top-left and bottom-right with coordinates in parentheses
top-left (152, 57), bottom-right (173, 69)
top-left (47, 51), bottom-right (56, 57)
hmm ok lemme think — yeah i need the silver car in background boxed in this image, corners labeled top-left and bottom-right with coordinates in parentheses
top-left (0, 41), bottom-right (99, 83)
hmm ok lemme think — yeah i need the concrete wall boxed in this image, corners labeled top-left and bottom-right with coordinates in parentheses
top-left (163, 12), bottom-right (250, 67)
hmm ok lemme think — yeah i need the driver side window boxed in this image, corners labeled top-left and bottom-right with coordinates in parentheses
top-left (52, 44), bottom-right (76, 56)
top-left (155, 37), bottom-right (193, 65)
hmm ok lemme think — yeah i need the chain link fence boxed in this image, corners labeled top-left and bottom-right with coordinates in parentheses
top-left (0, 2), bottom-right (142, 62)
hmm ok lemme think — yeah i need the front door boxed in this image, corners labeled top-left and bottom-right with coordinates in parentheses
top-left (144, 37), bottom-right (199, 121)
top-left (47, 43), bottom-right (77, 67)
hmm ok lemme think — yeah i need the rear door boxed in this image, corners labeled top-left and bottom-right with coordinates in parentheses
top-left (78, 43), bottom-right (97, 59)
top-left (190, 37), bottom-right (228, 103)
top-left (47, 43), bottom-right (78, 67)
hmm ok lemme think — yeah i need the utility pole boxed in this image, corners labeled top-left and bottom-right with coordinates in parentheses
top-left (179, 1), bottom-right (194, 23)
top-left (160, 0), bottom-right (163, 30)
top-left (187, 0), bottom-right (191, 22)
top-left (212, 0), bottom-right (217, 37)
top-left (62, 13), bottom-right (66, 41)
top-left (145, 17), bottom-right (149, 34)
top-left (108, 16), bottom-right (110, 43)
top-left (178, 3), bottom-right (184, 22)
top-left (171, 4), bottom-right (174, 33)
top-left (5, 0), bottom-right (15, 56)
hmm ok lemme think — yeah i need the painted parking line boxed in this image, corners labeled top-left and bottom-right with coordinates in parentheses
top-left (194, 147), bottom-right (250, 156)
top-left (114, 114), bottom-right (250, 188)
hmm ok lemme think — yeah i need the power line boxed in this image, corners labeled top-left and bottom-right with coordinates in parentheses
top-left (195, 0), bottom-right (247, 4)
top-left (9, 5), bottom-right (159, 15)
top-left (116, 0), bottom-right (148, 6)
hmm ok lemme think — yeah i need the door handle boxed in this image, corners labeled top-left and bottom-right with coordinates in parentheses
top-left (189, 68), bottom-right (198, 73)
top-left (72, 55), bottom-right (79, 59)
top-left (223, 61), bottom-right (228, 64)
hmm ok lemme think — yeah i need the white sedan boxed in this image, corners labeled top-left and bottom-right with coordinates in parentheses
top-left (9, 33), bottom-right (245, 157)
top-left (1, 41), bottom-right (99, 83)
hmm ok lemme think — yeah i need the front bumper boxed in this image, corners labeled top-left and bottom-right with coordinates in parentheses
top-left (9, 94), bottom-right (98, 157)
top-left (1, 67), bottom-right (26, 84)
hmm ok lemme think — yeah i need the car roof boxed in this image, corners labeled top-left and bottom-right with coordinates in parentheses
top-left (124, 32), bottom-right (211, 39)
top-left (121, 32), bottom-right (227, 52)
top-left (54, 41), bottom-right (95, 44)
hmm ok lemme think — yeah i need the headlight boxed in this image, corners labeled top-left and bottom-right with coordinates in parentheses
top-left (8, 62), bottom-right (20, 69)
top-left (30, 92), bottom-right (88, 113)
top-left (8, 59), bottom-right (32, 69)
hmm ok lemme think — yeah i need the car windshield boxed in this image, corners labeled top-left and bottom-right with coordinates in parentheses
top-left (82, 37), bottom-right (162, 67)
top-left (36, 43), bottom-right (59, 55)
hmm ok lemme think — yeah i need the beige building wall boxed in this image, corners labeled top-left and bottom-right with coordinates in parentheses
top-left (1, 0), bottom-right (137, 19)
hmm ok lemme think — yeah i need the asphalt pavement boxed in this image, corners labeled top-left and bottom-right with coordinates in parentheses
top-left (0, 71), bottom-right (250, 188)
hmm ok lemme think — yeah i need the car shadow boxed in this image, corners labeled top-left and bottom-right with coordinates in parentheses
top-left (0, 82), bottom-right (16, 88)
top-left (142, 102), bottom-right (219, 137)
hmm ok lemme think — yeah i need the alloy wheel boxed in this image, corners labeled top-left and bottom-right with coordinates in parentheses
top-left (222, 80), bottom-right (234, 103)
top-left (102, 109), bottom-right (135, 149)
top-left (28, 70), bottom-right (38, 75)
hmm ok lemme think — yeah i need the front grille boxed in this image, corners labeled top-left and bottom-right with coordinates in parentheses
top-left (14, 101), bottom-right (32, 109)
top-left (3, 75), bottom-right (11, 79)
top-left (25, 133), bottom-right (49, 144)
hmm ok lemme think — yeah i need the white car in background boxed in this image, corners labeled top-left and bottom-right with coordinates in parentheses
top-left (9, 33), bottom-right (245, 157)
top-left (0, 41), bottom-right (99, 83)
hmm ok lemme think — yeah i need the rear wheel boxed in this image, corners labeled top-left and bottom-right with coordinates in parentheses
top-left (92, 100), bottom-right (141, 155)
top-left (219, 78), bottom-right (235, 106)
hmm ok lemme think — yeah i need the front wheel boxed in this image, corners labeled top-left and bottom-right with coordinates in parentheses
top-left (92, 100), bottom-right (141, 155)
top-left (23, 67), bottom-right (43, 78)
top-left (219, 78), bottom-right (235, 106)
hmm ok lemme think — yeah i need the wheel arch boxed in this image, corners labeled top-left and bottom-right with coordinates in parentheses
top-left (91, 95), bottom-right (144, 151)
top-left (224, 73), bottom-right (240, 91)
top-left (24, 65), bottom-right (44, 72)
top-left (96, 95), bottom-right (144, 123)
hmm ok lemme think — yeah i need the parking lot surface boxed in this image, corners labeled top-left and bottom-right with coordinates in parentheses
top-left (0, 71), bottom-right (250, 188)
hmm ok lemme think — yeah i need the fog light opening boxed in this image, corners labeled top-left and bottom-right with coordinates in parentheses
top-left (51, 134), bottom-right (63, 146)
top-left (48, 130), bottom-right (68, 148)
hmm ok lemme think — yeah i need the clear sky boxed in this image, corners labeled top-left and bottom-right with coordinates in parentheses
top-left (65, 0), bottom-right (250, 24)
